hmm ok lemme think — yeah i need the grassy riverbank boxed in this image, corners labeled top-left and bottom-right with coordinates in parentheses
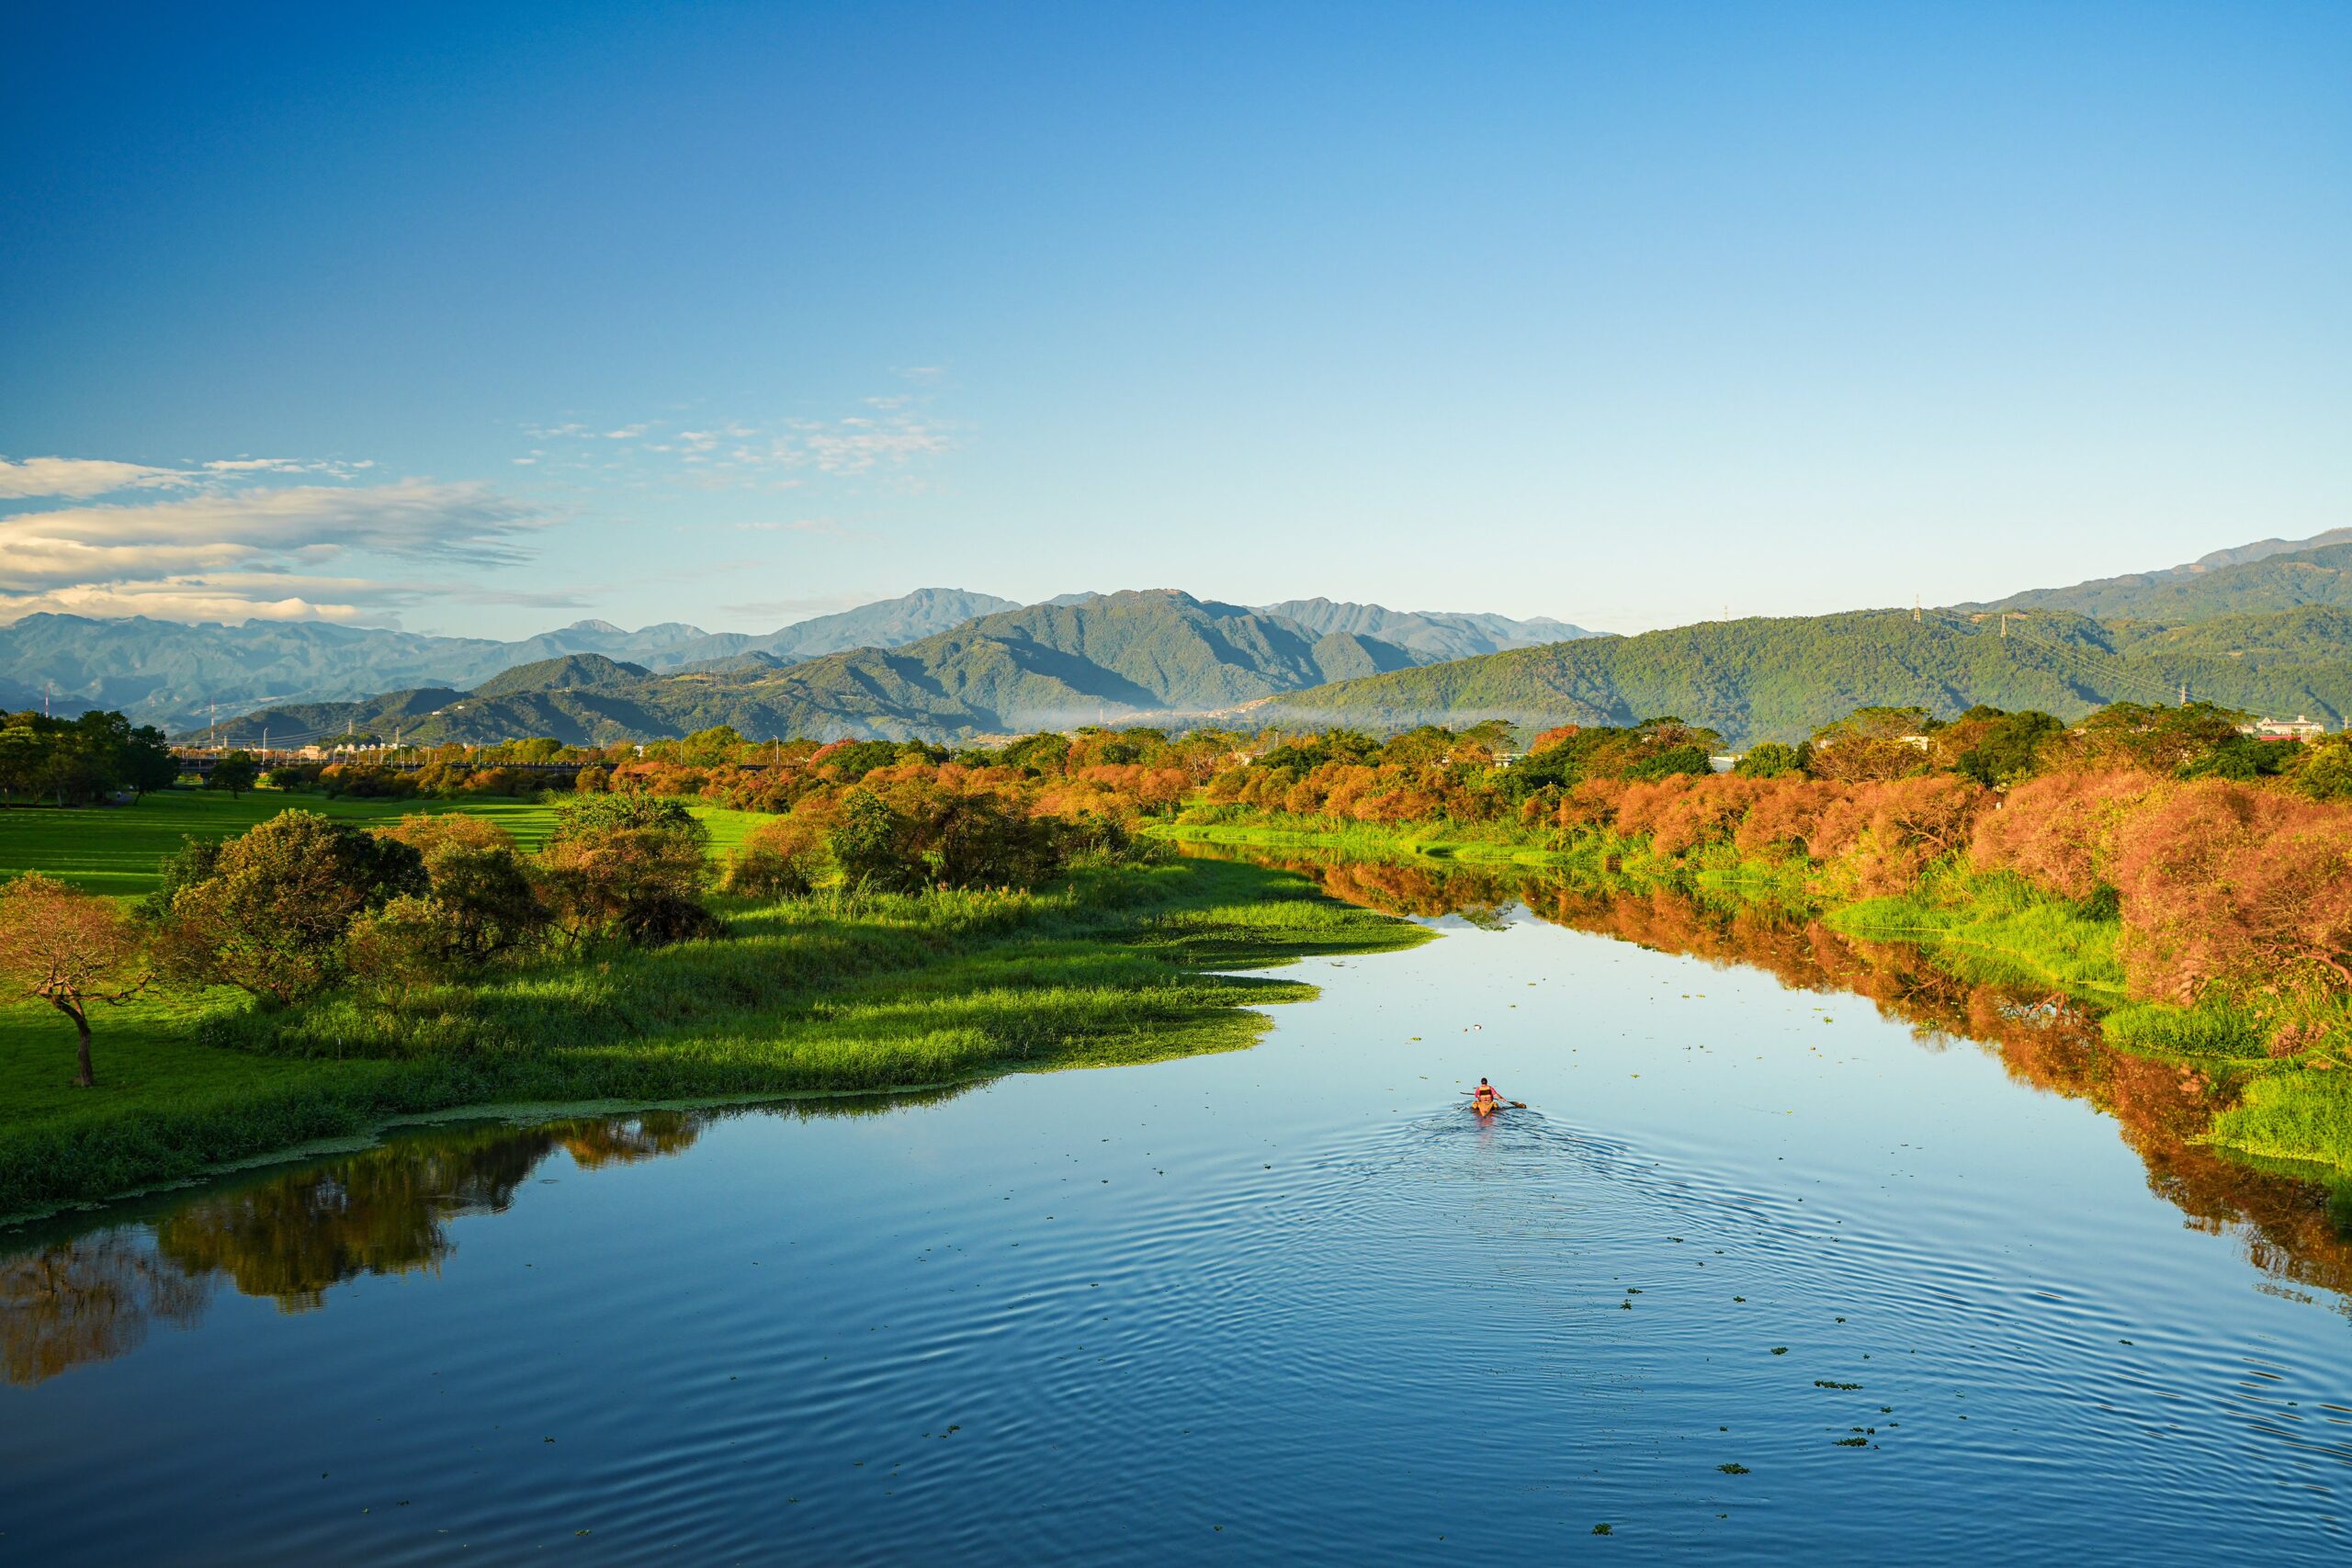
top-left (1, 820), bottom-right (1423, 1218)
top-left (1160, 814), bottom-right (2352, 1183)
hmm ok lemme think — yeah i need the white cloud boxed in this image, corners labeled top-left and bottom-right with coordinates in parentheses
top-left (519, 391), bottom-right (956, 486)
top-left (0, 569), bottom-right (589, 626)
top-left (0, 479), bottom-right (550, 624)
top-left (732, 517), bottom-right (841, 534)
top-left (199, 457), bottom-right (358, 475)
top-left (0, 457), bottom-right (197, 499)
top-left (4, 479), bottom-right (540, 576)
top-left (787, 415), bottom-right (951, 475)
top-left (718, 592), bottom-right (871, 620)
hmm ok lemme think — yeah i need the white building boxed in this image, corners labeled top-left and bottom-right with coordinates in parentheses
top-left (2240, 715), bottom-right (2328, 742)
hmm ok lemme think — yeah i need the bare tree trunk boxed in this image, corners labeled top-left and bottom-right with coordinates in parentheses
top-left (60, 1000), bottom-right (95, 1088)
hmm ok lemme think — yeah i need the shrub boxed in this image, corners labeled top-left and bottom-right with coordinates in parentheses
top-left (159, 811), bottom-right (428, 1005)
top-left (1735, 742), bottom-right (1802, 779)
top-left (723, 816), bottom-right (830, 899)
top-left (535, 794), bottom-right (715, 945)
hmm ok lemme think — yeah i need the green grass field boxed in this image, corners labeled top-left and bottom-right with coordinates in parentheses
top-left (0, 788), bottom-right (764, 897)
top-left (0, 824), bottom-right (1426, 1217)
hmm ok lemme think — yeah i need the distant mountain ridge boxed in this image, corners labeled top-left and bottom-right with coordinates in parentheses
top-left (1255, 598), bottom-right (1594, 661)
top-left (1256, 604), bottom-right (2352, 745)
top-left (1962, 529), bottom-right (2352, 620)
top-left (201, 591), bottom-right (1452, 745)
top-left (0, 590), bottom-right (1022, 734)
top-left (4, 587), bottom-right (1587, 735)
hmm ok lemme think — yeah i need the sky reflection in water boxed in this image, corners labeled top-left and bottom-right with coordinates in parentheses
top-left (3, 855), bottom-right (2348, 1565)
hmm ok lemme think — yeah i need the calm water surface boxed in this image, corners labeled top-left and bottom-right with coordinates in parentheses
top-left (4, 863), bottom-right (2348, 1564)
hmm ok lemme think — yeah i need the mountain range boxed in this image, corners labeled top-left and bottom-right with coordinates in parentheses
top-left (1, 588), bottom-right (1590, 736)
top-left (1257, 604), bottom-right (2352, 745)
top-left (23, 527), bottom-right (2352, 750)
top-left (190, 592), bottom-right (1594, 746)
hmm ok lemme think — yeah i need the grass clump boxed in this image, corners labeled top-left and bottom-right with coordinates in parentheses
top-left (2207, 1070), bottom-right (2352, 1179)
top-left (2101, 999), bottom-right (2268, 1059)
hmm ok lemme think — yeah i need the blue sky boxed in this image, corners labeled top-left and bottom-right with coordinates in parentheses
top-left (2, 1), bottom-right (2346, 637)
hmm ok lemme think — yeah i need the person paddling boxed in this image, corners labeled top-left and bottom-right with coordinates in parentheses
top-left (1469, 1077), bottom-right (1519, 1112)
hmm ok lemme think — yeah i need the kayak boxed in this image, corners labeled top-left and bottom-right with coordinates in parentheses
top-left (1469, 1098), bottom-right (1502, 1115)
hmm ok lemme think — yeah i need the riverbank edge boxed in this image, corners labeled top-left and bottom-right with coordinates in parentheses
top-left (1155, 817), bottom-right (2352, 1184)
top-left (0, 857), bottom-right (1431, 1224)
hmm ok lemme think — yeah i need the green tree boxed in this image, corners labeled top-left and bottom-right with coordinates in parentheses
top-left (159, 812), bottom-right (427, 1004)
top-left (535, 794), bottom-right (715, 944)
top-left (1734, 741), bottom-right (1802, 778)
top-left (2293, 736), bottom-right (2352, 801)
top-left (1937, 706), bottom-right (2062, 787)
top-left (826, 787), bottom-right (920, 892)
top-left (207, 751), bottom-right (260, 796)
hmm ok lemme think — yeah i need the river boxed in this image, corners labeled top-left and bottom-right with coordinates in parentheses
top-left (3, 852), bottom-right (2347, 1563)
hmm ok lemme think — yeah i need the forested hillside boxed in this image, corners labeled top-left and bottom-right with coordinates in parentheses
top-left (1256, 606), bottom-right (2352, 745)
top-left (1966, 534), bottom-right (2352, 620)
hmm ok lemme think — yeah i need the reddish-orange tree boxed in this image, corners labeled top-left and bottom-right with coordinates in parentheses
top-left (0, 873), bottom-right (150, 1088)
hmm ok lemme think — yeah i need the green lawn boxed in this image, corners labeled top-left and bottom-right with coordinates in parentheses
top-left (0, 788), bottom-right (762, 897)
top-left (0, 854), bottom-right (1427, 1218)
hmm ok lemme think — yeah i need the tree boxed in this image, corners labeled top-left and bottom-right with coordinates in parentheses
top-left (207, 751), bottom-right (260, 796)
top-left (0, 874), bottom-right (149, 1088)
top-left (354, 815), bottom-right (548, 976)
top-left (0, 708), bottom-right (175, 806)
top-left (2293, 737), bottom-right (2352, 802)
top-left (1936, 707), bottom-right (2062, 787)
top-left (159, 811), bottom-right (427, 1004)
top-left (1734, 742), bottom-right (1802, 779)
top-left (535, 794), bottom-right (715, 944)
top-left (2063, 702), bottom-right (2245, 776)
top-left (1807, 707), bottom-right (1935, 784)
top-left (878, 777), bottom-right (1065, 888)
top-left (826, 786), bottom-right (920, 892)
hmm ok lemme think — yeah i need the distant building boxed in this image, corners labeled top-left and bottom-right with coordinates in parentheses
top-left (1808, 733), bottom-right (1931, 753)
top-left (2240, 715), bottom-right (2328, 742)
top-left (1708, 753), bottom-right (1742, 773)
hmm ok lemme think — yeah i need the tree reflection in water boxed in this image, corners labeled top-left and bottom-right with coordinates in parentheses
top-left (2, 1084), bottom-right (980, 1385)
top-left (1, 1111), bottom-right (707, 1384)
top-left (1183, 840), bottom-right (2352, 1313)
top-left (0, 1229), bottom-right (213, 1387)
